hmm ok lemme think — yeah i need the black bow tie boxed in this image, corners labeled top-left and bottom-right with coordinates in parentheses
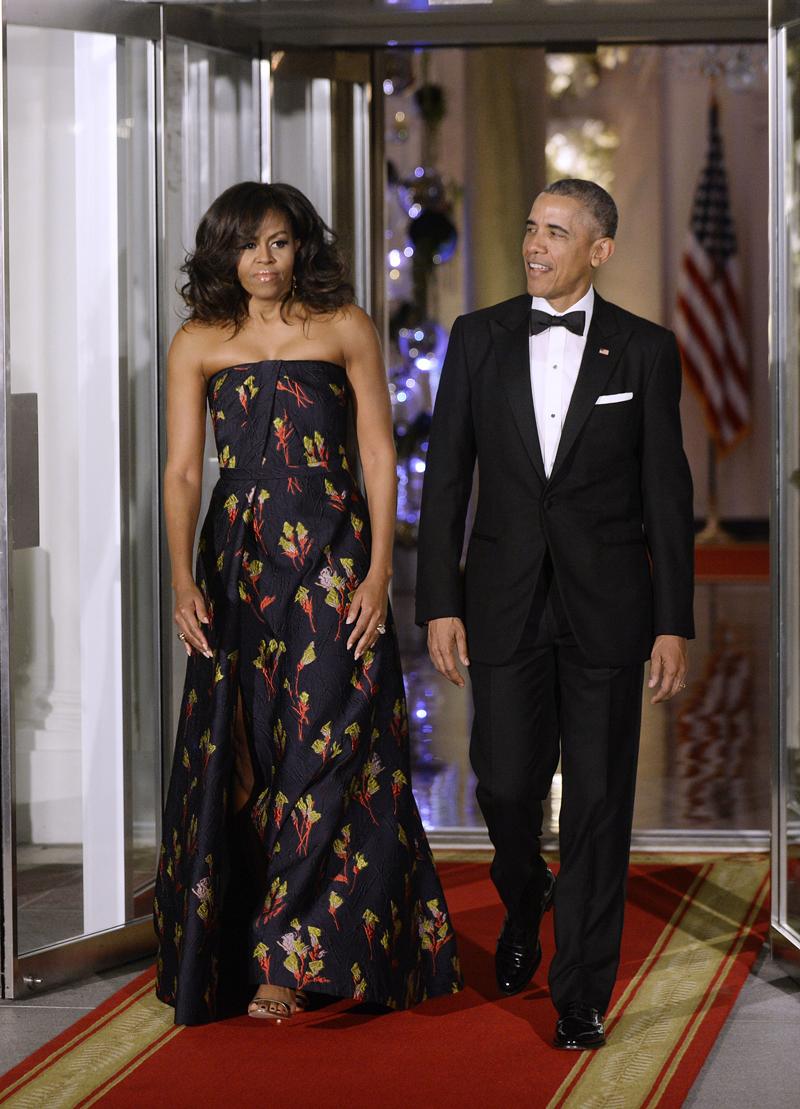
top-left (530, 308), bottom-right (586, 337)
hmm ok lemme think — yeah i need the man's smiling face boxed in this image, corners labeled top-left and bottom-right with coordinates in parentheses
top-left (522, 193), bottom-right (614, 312)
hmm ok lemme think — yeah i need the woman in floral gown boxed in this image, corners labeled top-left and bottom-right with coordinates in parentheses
top-left (154, 181), bottom-right (462, 1026)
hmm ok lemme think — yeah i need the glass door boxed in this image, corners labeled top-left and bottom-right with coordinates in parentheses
top-left (771, 0), bottom-right (800, 981)
top-left (0, 3), bottom-right (163, 996)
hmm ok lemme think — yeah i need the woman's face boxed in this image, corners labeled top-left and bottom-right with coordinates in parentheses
top-left (236, 209), bottom-right (299, 305)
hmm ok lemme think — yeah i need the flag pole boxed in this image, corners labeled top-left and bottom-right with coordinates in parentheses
top-left (695, 438), bottom-right (734, 545)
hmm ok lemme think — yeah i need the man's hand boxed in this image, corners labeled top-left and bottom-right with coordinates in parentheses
top-left (648, 634), bottom-right (688, 704)
top-left (427, 617), bottom-right (470, 688)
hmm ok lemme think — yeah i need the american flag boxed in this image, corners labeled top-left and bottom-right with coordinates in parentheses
top-left (674, 99), bottom-right (750, 452)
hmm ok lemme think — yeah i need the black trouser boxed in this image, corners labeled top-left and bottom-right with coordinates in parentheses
top-left (469, 556), bottom-right (644, 1014)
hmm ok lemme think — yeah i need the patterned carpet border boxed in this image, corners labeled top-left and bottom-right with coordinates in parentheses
top-left (549, 856), bottom-right (768, 1108)
top-left (0, 854), bottom-right (769, 1109)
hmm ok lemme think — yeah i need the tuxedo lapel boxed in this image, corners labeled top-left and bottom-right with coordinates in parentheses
top-left (549, 295), bottom-right (630, 482)
top-left (491, 299), bottom-right (546, 484)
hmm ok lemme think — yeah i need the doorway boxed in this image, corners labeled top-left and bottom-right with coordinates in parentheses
top-left (2, 0), bottom-right (787, 999)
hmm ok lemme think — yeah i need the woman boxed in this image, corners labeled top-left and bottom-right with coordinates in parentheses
top-left (154, 181), bottom-right (462, 1026)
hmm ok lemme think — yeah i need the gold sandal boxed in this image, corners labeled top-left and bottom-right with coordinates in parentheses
top-left (247, 989), bottom-right (307, 1022)
top-left (248, 996), bottom-right (292, 1022)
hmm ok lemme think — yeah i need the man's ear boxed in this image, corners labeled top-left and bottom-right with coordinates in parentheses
top-left (591, 237), bottom-right (615, 270)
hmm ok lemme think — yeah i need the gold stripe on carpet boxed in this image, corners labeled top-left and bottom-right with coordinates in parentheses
top-left (0, 979), bottom-right (155, 1105)
top-left (548, 856), bottom-right (768, 1109)
top-left (78, 1025), bottom-right (185, 1109)
top-left (643, 868), bottom-right (768, 1108)
top-left (547, 861), bottom-right (714, 1107)
top-left (1, 988), bottom-right (179, 1109)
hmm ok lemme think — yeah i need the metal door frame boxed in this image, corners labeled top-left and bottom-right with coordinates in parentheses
top-left (770, 0), bottom-right (800, 981)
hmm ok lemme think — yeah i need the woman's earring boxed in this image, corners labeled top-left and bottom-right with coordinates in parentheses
top-left (291, 274), bottom-right (297, 296)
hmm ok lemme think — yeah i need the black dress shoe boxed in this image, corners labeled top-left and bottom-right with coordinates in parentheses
top-left (554, 1005), bottom-right (606, 1050)
top-left (495, 868), bottom-right (555, 995)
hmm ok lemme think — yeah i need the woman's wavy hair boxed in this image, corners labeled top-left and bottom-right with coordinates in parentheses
top-left (180, 181), bottom-right (354, 329)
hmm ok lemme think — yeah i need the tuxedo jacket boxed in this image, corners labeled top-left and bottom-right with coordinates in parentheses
top-left (415, 291), bottom-right (695, 667)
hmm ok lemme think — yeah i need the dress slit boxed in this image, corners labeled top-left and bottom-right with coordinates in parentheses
top-left (231, 682), bottom-right (257, 815)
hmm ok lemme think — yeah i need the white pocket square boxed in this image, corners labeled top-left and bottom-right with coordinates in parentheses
top-left (595, 392), bottom-right (633, 405)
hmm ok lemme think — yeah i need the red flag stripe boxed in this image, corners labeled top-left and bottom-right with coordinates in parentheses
top-left (677, 282), bottom-right (750, 421)
top-left (676, 296), bottom-right (732, 406)
top-left (675, 284), bottom-right (749, 444)
top-left (682, 244), bottom-right (748, 371)
top-left (677, 329), bottom-right (744, 446)
top-left (687, 243), bottom-right (750, 377)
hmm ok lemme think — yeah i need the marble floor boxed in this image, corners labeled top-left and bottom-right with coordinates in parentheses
top-left (15, 845), bottom-right (155, 956)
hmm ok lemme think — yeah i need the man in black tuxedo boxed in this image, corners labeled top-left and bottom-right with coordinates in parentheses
top-left (416, 178), bottom-right (694, 1050)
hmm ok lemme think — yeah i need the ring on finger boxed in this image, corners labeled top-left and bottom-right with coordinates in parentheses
top-left (177, 632), bottom-right (187, 642)
top-left (376, 623), bottom-right (387, 635)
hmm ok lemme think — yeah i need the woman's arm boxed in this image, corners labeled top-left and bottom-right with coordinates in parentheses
top-left (339, 307), bottom-right (397, 660)
top-left (164, 326), bottom-right (213, 658)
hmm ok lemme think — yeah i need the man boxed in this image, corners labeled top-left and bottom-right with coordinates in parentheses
top-left (416, 178), bottom-right (694, 1050)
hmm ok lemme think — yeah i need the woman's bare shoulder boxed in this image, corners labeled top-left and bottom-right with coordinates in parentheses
top-left (332, 303), bottom-right (371, 328)
top-left (329, 304), bottom-right (379, 349)
top-left (169, 320), bottom-right (235, 369)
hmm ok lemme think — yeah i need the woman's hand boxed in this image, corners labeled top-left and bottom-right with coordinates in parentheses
top-left (346, 571), bottom-right (390, 660)
top-left (174, 582), bottom-right (213, 658)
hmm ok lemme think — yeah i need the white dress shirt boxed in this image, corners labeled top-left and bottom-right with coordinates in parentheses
top-left (529, 285), bottom-right (595, 478)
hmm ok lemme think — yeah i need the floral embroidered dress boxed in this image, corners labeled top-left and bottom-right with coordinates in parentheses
top-left (154, 359), bottom-right (462, 1025)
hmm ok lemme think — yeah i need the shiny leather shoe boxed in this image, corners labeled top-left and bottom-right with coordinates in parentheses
top-left (554, 1005), bottom-right (606, 1050)
top-left (495, 868), bottom-right (555, 996)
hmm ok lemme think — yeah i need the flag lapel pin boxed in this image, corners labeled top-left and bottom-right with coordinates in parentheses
top-left (599, 348), bottom-right (610, 356)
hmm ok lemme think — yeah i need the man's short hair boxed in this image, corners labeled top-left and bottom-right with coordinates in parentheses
top-left (541, 178), bottom-right (619, 240)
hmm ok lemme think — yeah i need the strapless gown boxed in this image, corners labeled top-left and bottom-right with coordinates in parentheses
top-left (154, 359), bottom-right (462, 1025)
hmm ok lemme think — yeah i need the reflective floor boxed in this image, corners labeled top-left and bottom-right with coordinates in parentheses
top-left (16, 847), bottom-right (154, 955)
top-left (394, 549), bottom-right (770, 837)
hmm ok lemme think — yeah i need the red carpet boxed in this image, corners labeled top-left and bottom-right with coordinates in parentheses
top-left (694, 543), bottom-right (769, 580)
top-left (0, 855), bottom-right (768, 1109)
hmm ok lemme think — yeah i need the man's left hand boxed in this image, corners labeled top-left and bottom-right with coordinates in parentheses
top-left (648, 635), bottom-right (688, 704)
